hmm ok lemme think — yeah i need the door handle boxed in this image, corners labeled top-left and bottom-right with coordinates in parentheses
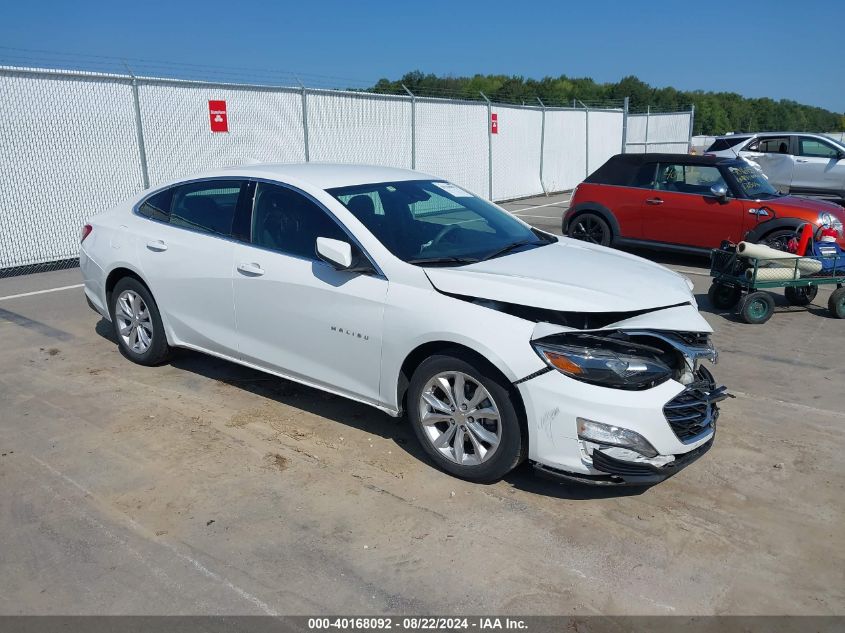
top-left (237, 262), bottom-right (265, 276)
top-left (146, 240), bottom-right (168, 252)
top-left (645, 197), bottom-right (664, 205)
top-left (796, 159), bottom-right (809, 163)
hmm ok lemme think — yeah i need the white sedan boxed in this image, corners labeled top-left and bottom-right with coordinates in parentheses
top-left (80, 164), bottom-right (726, 484)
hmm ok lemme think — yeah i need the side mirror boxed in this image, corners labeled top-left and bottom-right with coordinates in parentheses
top-left (710, 184), bottom-right (728, 202)
top-left (316, 237), bottom-right (353, 270)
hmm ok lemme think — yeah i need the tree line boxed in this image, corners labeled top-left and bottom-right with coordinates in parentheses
top-left (370, 72), bottom-right (844, 135)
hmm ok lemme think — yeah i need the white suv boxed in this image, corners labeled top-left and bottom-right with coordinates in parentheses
top-left (80, 163), bottom-right (726, 485)
top-left (706, 133), bottom-right (845, 201)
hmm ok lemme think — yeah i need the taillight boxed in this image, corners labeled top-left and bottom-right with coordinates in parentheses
top-left (80, 224), bottom-right (93, 243)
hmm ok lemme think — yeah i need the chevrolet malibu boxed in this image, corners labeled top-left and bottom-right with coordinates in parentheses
top-left (80, 164), bottom-right (727, 484)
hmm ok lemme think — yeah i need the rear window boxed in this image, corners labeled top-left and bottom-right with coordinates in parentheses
top-left (706, 137), bottom-right (750, 152)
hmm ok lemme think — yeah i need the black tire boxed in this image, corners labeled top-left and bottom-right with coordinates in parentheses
top-left (110, 277), bottom-right (172, 366)
top-left (760, 229), bottom-right (797, 252)
top-left (567, 213), bottom-right (612, 246)
top-left (407, 352), bottom-right (526, 483)
top-left (784, 285), bottom-right (818, 306)
top-left (829, 287), bottom-right (845, 319)
top-left (738, 291), bottom-right (775, 324)
top-left (707, 282), bottom-right (741, 310)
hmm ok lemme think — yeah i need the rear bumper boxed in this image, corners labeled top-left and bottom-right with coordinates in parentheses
top-left (534, 437), bottom-right (714, 486)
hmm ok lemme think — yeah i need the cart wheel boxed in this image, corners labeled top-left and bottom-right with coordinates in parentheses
top-left (829, 287), bottom-right (845, 319)
top-left (708, 282), bottom-right (741, 310)
top-left (739, 291), bottom-right (775, 324)
top-left (784, 285), bottom-right (818, 306)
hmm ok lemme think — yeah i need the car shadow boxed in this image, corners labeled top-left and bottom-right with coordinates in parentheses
top-left (95, 317), bottom-right (653, 500)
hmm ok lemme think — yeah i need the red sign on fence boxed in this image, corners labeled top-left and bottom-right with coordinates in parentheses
top-left (208, 100), bottom-right (228, 133)
top-left (490, 112), bottom-right (498, 134)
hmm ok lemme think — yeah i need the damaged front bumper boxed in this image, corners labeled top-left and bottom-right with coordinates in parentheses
top-left (534, 438), bottom-right (715, 486)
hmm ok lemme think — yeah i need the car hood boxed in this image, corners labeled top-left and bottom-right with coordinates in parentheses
top-left (424, 240), bottom-right (695, 313)
top-left (772, 196), bottom-right (845, 218)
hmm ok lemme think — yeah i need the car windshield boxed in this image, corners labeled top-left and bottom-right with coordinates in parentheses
top-left (328, 180), bottom-right (553, 265)
top-left (727, 164), bottom-right (781, 199)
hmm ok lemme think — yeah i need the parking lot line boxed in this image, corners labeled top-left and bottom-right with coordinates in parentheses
top-left (0, 283), bottom-right (83, 302)
top-left (512, 198), bottom-right (571, 213)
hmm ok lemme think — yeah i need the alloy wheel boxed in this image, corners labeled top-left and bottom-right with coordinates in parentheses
top-left (418, 371), bottom-right (502, 466)
top-left (571, 217), bottom-right (606, 244)
top-left (115, 289), bottom-right (154, 354)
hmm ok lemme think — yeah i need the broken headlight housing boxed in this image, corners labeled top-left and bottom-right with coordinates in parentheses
top-left (532, 338), bottom-right (672, 390)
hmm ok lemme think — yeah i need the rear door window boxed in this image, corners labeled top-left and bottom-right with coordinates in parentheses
top-left (138, 188), bottom-right (173, 222)
top-left (169, 180), bottom-right (245, 238)
top-left (745, 136), bottom-right (790, 154)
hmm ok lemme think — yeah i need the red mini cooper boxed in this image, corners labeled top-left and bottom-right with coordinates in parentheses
top-left (563, 153), bottom-right (845, 253)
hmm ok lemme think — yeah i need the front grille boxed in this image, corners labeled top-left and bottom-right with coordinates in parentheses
top-left (663, 366), bottom-right (725, 442)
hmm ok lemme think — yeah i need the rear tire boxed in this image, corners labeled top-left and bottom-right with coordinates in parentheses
top-left (110, 277), bottom-right (171, 366)
top-left (739, 291), bottom-right (775, 324)
top-left (707, 282), bottom-right (741, 310)
top-left (784, 285), bottom-right (818, 306)
top-left (568, 213), bottom-right (612, 246)
top-left (407, 353), bottom-right (525, 483)
top-left (829, 287), bottom-right (845, 319)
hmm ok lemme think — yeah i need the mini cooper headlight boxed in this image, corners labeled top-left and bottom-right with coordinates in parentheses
top-left (533, 342), bottom-right (672, 390)
top-left (577, 418), bottom-right (658, 458)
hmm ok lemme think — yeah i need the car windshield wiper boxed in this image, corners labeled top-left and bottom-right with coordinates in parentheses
top-left (406, 256), bottom-right (480, 266)
top-left (480, 239), bottom-right (545, 262)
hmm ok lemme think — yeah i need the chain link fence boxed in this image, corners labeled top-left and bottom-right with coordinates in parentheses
top-left (0, 65), bottom-right (693, 277)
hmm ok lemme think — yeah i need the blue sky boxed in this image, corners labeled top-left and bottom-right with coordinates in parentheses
top-left (1, 0), bottom-right (843, 111)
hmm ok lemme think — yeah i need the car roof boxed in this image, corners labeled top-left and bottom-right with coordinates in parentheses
top-left (157, 163), bottom-right (438, 192)
top-left (714, 132), bottom-right (833, 139)
top-left (584, 153), bottom-right (742, 186)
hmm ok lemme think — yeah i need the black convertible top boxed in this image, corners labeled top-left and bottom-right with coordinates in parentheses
top-left (584, 153), bottom-right (741, 187)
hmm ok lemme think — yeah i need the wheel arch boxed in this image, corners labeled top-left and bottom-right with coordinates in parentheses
top-left (396, 341), bottom-right (528, 432)
top-left (104, 266), bottom-right (176, 345)
top-left (744, 217), bottom-right (804, 243)
top-left (563, 203), bottom-right (620, 240)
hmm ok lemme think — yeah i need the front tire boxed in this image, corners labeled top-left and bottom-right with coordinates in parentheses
top-left (567, 213), bottom-right (612, 246)
top-left (407, 353), bottom-right (525, 483)
top-left (110, 277), bottom-right (171, 366)
top-left (707, 282), bottom-right (741, 310)
top-left (760, 229), bottom-right (796, 252)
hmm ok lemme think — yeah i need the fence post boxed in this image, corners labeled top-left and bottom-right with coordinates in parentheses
top-left (402, 84), bottom-right (416, 170)
top-left (480, 91), bottom-right (493, 200)
top-left (687, 104), bottom-right (695, 153)
top-left (621, 96), bottom-right (629, 154)
top-left (644, 105), bottom-right (650, 155)
top-left (537, 97), bottom-right (547, 196)
top-left (125, 65), bottom-right (150, 189)
top-left (578, 100), bottom-right (589, 177)
top-left (299, 83), bottom-right (310, 162)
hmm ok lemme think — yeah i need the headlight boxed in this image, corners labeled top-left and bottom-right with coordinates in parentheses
top-left (533, 342), bottom-right (672, 390)
top-left (577, 418), bottom-right (658, 458)
top-left (818, 212), bottom-right (844, 236)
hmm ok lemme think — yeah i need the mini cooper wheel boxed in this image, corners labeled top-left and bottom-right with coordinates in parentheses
top-left (760, 229), bottom-right (796, 252)
top-left (111, 277), bottom-right (171, 366)
top-left (707, 282), bottom-right (741, 310)
top-left (739, 291), bottom-right (775, 324)
top-left (784, 285), bottom-right (818, 306)
top-left (829, 287), bottom-right (845, 319)
top-left (408, 354), bottom-right (525, 483)
top-left (568, 213), bottom-right (611, 246)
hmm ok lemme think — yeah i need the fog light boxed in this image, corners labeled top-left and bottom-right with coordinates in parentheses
top-left (576, 418), bottom-right (658, 458)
